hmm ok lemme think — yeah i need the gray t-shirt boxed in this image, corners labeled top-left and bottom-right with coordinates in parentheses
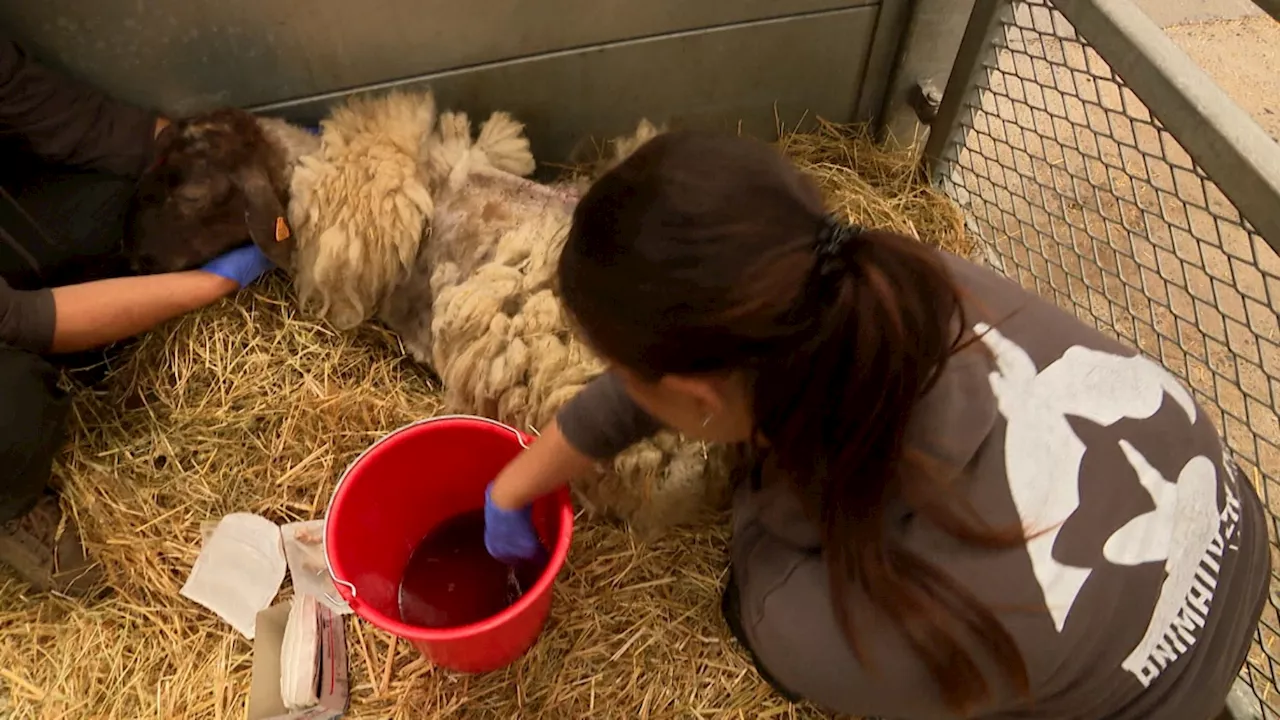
top-left (555, 249), bottom-right (1268, 719)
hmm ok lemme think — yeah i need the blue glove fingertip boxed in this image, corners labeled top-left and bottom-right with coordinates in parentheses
top-left (483, 483), bottom-right (504, 557)
top-left (201, 243), bottom-right (275, 288)
top-left (483, 481), bottom-right (546, 565)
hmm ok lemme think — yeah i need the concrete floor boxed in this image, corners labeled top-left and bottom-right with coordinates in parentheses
top-left (1133, 0), bottom-right (1264, 26)
top-left (1134, 0), bottom-right (1279, 141)
top-left (1166, 16), bottom-right (1280, 140)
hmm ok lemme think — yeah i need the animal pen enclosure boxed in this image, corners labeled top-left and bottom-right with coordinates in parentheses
top-left (0, 0), bottom-right (900, 163)
top-left (1, 0), bottom-right (1279, 717)
top-left (924, 0), bottom-right (1280, 717)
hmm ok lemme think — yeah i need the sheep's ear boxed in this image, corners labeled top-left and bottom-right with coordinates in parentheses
top-left (143, 121), bottom-right (180, 176)
top-left (153, 121), bottom-right (180, 153)
top-left (233, 165), bottom-right (295, 270)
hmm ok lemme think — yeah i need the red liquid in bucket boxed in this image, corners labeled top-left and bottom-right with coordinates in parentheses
top-left (325, 416), bottom-right (573, 674)
top-left (398, 508), bottom-right (544, 629)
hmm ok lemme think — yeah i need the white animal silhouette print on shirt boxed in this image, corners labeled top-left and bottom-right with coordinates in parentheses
top-left (975, 322), bottom-right (1237, 687)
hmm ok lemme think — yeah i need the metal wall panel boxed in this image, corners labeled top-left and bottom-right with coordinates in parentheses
top-left (254, 9), bottom-right (880, 166)
top-left (0, 0), bottom-right (876, 113)
top-left (881, 0), bottom-right (979, 145)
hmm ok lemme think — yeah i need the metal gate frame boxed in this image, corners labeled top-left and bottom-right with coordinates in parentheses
top-left (923, 1), bottom-right (1280, 717)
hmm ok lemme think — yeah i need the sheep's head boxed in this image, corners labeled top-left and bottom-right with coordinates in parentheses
top-left (125, 108), bottom-right (297, 274)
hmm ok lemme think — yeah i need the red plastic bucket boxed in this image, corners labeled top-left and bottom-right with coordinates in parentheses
top-left (323, 415), bottom-right (573, 673)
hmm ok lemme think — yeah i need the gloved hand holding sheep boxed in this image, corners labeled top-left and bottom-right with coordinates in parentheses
top-left (200, 243), bottom-right (276, 288)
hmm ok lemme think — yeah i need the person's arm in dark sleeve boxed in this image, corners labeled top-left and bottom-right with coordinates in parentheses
top-left (0, 276), bottom-right (55, 353)
top-left (2, 244), bottom-right (271, 355)
top-left (487, 372), bottom-right (664, 510)
top-left (0, 38), bottom-right (163, 177)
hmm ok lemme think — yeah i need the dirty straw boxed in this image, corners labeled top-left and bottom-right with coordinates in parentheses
top-left (0, 120), bottom-right (970, 719)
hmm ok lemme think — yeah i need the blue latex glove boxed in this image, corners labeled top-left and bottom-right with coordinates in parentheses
top-left (483, 481), bottom-right (548, 566)
top-left (201, 243), bottom-right (274, 288)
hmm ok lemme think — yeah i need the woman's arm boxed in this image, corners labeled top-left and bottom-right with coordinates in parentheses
top-left (2, 241), bottom-right (271, 355)
top-left (484, 419), bottom-right (598, 565)
top-left (489, 372), bottom-right (664, 510)
top-left (47, 242), bottom-right (273, 354)
top-left (484, 372), bottom-right (664, 563)
top-left (488, 419), bottom-right (598, 510)
top-left (47, 270), bottom-right (237, 354)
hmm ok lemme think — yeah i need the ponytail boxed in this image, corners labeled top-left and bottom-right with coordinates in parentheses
top-left (756, 224), bottom-right (1029, 714)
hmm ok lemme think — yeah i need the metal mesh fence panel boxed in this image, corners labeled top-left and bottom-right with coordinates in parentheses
top-left (931, 0), bottom-right (1280, 715)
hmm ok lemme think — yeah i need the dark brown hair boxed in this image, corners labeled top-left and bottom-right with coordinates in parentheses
top-left (557, 130), bottom-right (1029, 714)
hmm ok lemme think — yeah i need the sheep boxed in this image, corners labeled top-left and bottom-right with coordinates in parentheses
top-left (376, 112), bottom-right (733, 535)
top-left (122, 90), bottom-right (732, 536)
top-left (124, 108), bottom-right (320, 274)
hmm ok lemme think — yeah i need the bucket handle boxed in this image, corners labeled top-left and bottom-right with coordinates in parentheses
top-left (321, 415), bottom-right (533, 605)
top-left (323, 576), bottom-right (358, 609)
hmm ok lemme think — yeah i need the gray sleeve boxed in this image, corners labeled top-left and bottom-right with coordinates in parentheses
top-left (556, 371), bottom-right (663, 460)
top-left (0, 276), bottom-right (55, 352)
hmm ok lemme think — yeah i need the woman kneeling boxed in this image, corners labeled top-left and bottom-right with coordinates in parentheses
top-left (482, 130), bottom-right (1267, 720)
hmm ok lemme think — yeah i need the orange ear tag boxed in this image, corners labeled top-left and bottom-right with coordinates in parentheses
top-left (275, 217), bottom-right (290, 242)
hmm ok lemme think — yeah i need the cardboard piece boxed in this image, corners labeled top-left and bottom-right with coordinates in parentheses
top-left (249, 597), bottom-right (350, 720)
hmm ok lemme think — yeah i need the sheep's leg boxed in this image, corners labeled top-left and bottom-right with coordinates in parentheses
top-left (475, 112), bottom-right (536, 178)
top-left (377, 265), bottom-right (435, 365)
top-left (590, 118), bottom-right (666, 180)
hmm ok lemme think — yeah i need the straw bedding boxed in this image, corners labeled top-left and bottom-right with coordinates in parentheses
top-left (0, 121), bottom-right (970, 719)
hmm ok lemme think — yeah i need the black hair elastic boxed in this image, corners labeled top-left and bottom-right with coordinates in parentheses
top-left (814, 214), bottom-right (865, 271)
top-left (784, 215), bottom-right (867, 324)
